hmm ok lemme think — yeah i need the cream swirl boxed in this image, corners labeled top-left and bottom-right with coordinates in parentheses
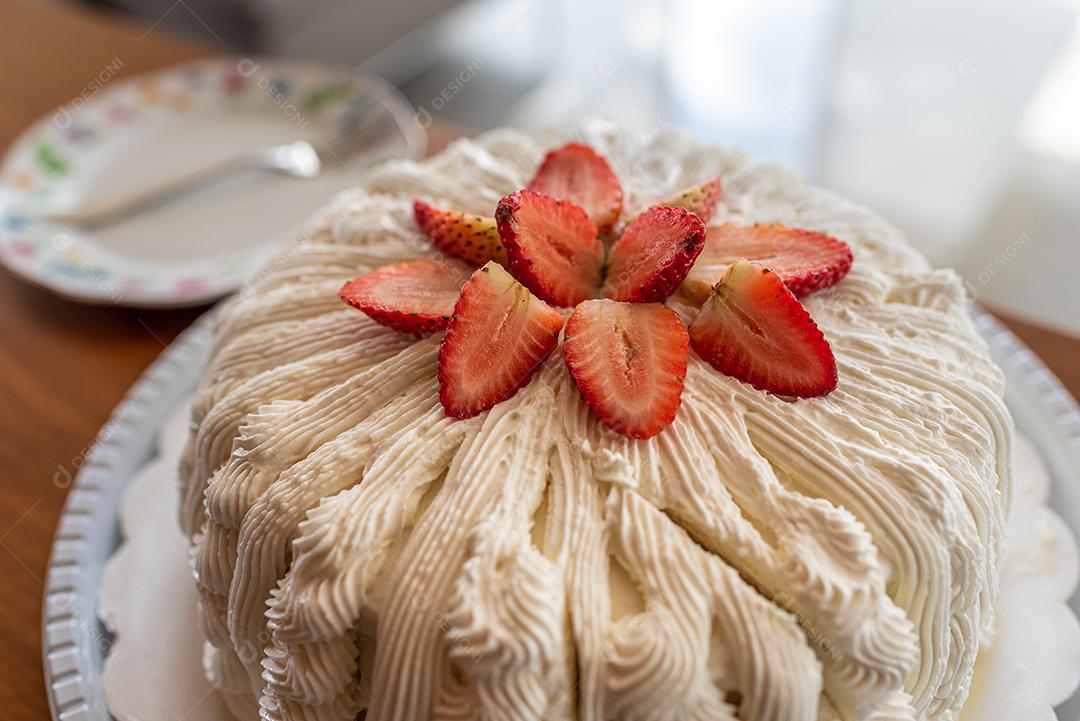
top-left (179, 121), bottom-right (1011, 721)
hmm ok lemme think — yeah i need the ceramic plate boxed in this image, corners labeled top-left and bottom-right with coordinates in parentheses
top-left (41, 308), bottom-right (1080, 721)
top-left (0, 57), bottom-right (425, 308)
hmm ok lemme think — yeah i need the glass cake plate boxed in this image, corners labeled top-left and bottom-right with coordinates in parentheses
top-left (41, 307), bottom-right (1080, 721)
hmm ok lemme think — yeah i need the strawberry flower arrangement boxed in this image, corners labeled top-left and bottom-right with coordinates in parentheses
top-left (339, 142), bottom-right (852, 439)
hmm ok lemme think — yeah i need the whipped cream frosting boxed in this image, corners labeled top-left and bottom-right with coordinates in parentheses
top-left (178, 121), bottom-right (1013, 721)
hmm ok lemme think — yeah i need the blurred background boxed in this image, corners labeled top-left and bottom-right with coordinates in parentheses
top-left (83, 0), bottom-right (1080, 335)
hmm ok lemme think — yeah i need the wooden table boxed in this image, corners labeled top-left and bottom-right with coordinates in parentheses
top-left (0, 2), bottom-right (1077, 720)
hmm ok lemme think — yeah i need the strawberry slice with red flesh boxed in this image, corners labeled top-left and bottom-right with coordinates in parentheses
top-left (689, 259), bottom-right (837, 398)
top-left (339, 258), bottom-right (472, 335)
top-left (496, 190), bottom-right (605, 307)
top-left (683, 223), bottom-right (853, 302)
top-left (414, 200), bottom-right (507, 267)
top-left (563, 299), bottom-right (689, 439)
top-left (439, 261), bottom-right (565, 418)
top-left (527, 142), bottom-right (624, 235)
top-left (652, 177), bottom-right (723, 225)
top-left (603, 206), bottom-right (706, 303)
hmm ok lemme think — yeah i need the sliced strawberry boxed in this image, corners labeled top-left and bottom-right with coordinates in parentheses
top-left (339, 258), bottom-right (472, 335)
top-left (689, 259), bottom-right (837, 398)
top-left (439, 262), bottom-right (565, 418)
top-left (414, 200), bottom-right (507, 267)
top-left (683, 223), bottom-right (852, 302)
top-left (563, 300), bottom-right (689, 439)
top-left (527, 142), bottom-right (624, 234)
top-left (651, 177), bottom-right (723, 224)
top-left (496, 190), bottom-right (604, 307)
top-left (603, 206), bottom-right (706, 303)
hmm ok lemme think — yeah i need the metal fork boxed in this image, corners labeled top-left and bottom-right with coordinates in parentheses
top-left (46, 109), bottom-right (399, 231)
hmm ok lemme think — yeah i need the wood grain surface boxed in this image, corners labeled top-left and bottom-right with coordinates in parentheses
top-left (0, 2), bottom-right (1075, 720)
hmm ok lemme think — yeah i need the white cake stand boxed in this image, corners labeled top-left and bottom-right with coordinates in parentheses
top-left (41, 308), bottom-right (1080, 721)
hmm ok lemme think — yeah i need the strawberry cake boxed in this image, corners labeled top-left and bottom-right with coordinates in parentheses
top-left (178, 121), bottom-right (1012, 721)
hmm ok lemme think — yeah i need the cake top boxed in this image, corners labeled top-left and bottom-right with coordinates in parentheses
top-left (182, 121), bottom-right (1012, 721)
top-left (340, 138), bottom-right (853, 438)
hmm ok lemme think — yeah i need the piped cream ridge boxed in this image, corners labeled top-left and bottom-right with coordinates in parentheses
top-left (179, 121), bottom-right (1012, 721)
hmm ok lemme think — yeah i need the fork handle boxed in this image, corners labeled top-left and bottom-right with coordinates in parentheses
top-left (48, 150), bottom-right (271, 230)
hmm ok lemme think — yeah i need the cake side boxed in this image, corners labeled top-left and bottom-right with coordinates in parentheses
top-left (178, 121), bottom-right (1013, 721)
